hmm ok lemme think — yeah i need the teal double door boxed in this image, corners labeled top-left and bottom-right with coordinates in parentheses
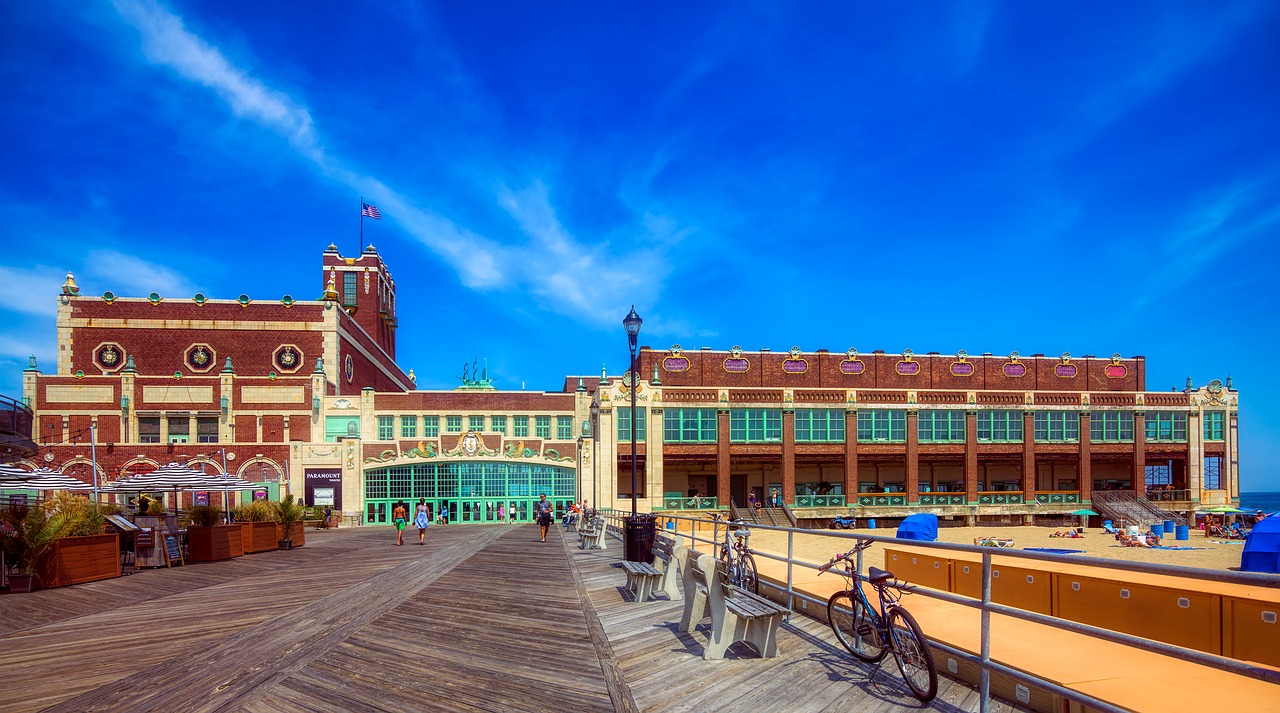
top-left (366, 498), bottom-right (574, 524)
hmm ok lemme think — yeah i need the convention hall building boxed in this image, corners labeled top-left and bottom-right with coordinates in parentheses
top-left (13, 245), bottom-right (1242, 526)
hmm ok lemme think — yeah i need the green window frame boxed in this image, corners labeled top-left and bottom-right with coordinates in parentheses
top-left (794, 409), bottom-right (845, 443)
top-left (422, 416), bottom-right (439, 438)
top-left (1143, 411), bottom-right (1187, 442)
top-left (400, 415), bottom-right (418, 439)
top-left (976, 410), bottom-right (1023, 442)
top-left (855, 410), bottom-right (906, 443)
top-left (513, 415), bottom-right (529, 438)
top-left (1089, 411), bottom-right (1134, 442)
top-left (342, 272), bottom-right (357, 307)
top-left (729, 409), bottom-right (782, 443)
top-left (917, 410), bottom-right (965, 443)
top-left (663, 408), bottom-right (718, 443)
top-left (556, 416), bottom-right (572, 440)
top-left (535, 415), bottom-right (551, 439)
top-left (468, 415), bottom-right (485, 432)
top-left (1033, 411), bottom-right (1080, 442)
top-left (377, 415), bottom-right (394, 441)
top-left (445, 415), bottom-right (463, 433)
top-left (491, 415), bottom-right (507, 435)
top-left (617, 408), bottom-right (647, 442)
top-left (1203, 411), bottom-right (1224, 441)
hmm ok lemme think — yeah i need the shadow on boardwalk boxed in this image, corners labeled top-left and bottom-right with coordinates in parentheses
top-left (0, 524), bottom-right (1021, 712)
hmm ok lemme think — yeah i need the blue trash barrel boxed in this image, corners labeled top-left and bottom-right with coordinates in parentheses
top-left (1163, 520), bottom-right (1175, 533)
top-left (1175, 525), bottom-right (1190, 540)
top-left (1151, 524), bottom-right (1163, 538)
top-left (665, 521), bottom-right (675, 531)
top-left (868, 518), bottom-right (877, 529)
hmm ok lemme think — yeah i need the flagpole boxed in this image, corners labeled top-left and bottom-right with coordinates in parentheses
top-left (359, 195), bottom-right (364, 255)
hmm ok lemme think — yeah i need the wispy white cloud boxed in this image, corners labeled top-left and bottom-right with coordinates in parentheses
top-left (80, 250), bottom-right (201, 297)
top-left (107, 0), bottom-right (678, 325)
top-left (0, 266), bottom-right (65, 317)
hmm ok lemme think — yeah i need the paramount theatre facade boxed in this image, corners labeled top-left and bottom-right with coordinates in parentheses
top-left (18, 245), bottom-right (1242, 525)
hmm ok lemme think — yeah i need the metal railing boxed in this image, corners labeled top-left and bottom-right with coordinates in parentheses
top-left (599, 508), bottom-right (1280, 713)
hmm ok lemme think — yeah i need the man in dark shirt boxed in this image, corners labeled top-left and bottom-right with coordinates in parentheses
top-left (534, 493), bottom-right (553, 542)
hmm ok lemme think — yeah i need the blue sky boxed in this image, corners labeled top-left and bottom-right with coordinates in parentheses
top-left (2, 1), bottom-right (1278, 489)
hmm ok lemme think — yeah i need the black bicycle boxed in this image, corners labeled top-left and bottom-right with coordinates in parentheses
top-left (819, 540), bottom-right (938, 702)
top-left (711, 514), bottom-right (759, 594)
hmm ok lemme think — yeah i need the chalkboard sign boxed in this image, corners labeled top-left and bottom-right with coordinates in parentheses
top-left (163, 534), bottom-right (183, 568)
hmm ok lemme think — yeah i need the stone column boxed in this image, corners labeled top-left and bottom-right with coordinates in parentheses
top-left (782, 410), bottom-right (795, 505)
top-left (1079, 412), bottom-right (1092, 503)
top-left (717, 409), bottom-right (731, 506)
top-left (906, 410), bottom-right (919, 502)
top-left (965, 410), bottom-right (979, 503)
top-left (1132, 411), bottom-right (1147, 496)
top-left (844, 409), bottom-right (858, 500)
top-left (1022, 410), bottom-right (1036, 500)
top-left (648, 408), bottom-right (664, 510)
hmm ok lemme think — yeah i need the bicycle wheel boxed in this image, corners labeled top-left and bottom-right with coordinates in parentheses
top-left (888, 607), bottom-right (937, 702)
top-left (827, 590), bottom-right (886, 662)
top-left (739, 551), bottom-right (759, 594)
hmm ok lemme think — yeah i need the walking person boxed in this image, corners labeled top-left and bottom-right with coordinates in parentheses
top-left (414, 499), bottom-right (430, 544)
top-left (535, 493), bottom-right (554, 542)
top-left (392, 501), bottom-right (407, 545)
top-left (769, 488), bottom-right (780, 508)
top-left (440, 503), bottom-right (449, 525)
top-left (497, 503), bottom-right (505, 523)
top-left (509, 503), bottom-right (517, 523)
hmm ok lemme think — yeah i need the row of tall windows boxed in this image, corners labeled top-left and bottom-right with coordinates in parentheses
top-left (1144, 411), bottom-right (1188, 442)
top-left (368, 414), bottom-right (577, 441)
top-left (365, 462), bottom-right (575, 499)
top-left (137, 416), bottom-right (220, 444)
top-left (730, 409), bottom-right (783, 442)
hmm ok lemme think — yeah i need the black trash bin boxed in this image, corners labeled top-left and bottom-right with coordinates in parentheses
top-left (623, 514), bottom-right (658, 563)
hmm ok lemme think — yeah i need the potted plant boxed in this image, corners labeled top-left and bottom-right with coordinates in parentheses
top-left (34, 493), bottom-right (120, 588)
top-left (1, 504), bottom-right (76, 592)
top-left (236, 501), bottom-right (279, 553)
top-left (185, 504), bottom-right (243, 562)
top-left (274, 494), bottom-right (305, 550)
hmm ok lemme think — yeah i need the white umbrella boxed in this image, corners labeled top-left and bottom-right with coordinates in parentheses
top-left (106, 463), bottom-right (229, 515)
top-left (0, 463), bottom-right (35, 487)
top-left (19, 467), bottom-right (94, 491)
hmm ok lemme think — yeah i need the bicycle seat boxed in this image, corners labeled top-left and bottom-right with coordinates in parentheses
top-left (867, 566), bottom-right (894, 584)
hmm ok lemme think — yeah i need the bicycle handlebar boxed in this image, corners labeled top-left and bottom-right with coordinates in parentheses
top-left (818, 539), bottom-right (875, 575)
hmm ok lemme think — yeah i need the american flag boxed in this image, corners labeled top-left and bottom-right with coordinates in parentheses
top-left (361, 202), bottom-right (382, 220)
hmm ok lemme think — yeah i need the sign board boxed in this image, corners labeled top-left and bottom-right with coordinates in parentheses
top-left (312, 487), bottom-right (335, 506)
top-left (135, 527), bottom-right (154, 548)
top-left (194, 491), bottom-right (209, 506)
top-left (10, 494), bottom-right (28, 507)
top-left (305, 468), bottom-right (343, 510)
top-left (253, 489), bottom-right (268, 501)
top-left (163, 534), bottom-right (183, 568)
top-left (105, 514), bottom-right (141, 532)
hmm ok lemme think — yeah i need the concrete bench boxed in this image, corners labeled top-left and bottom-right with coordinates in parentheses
top-left (579, 518), bottom-right (606, 550)
top-left (679, 552), bottom-right (788, 659)
top-left (621, 560), bottom-right (663, 602)
top-left (652, 535), bottom-right (684, 601)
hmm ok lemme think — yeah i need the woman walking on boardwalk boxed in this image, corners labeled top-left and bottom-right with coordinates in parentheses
top-left (414, 499), bottom-right (430, 544)
top-left (392, 502), bottom-right (407, 545)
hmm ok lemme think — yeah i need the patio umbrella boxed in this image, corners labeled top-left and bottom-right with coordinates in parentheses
top-left (19, 467), bottom-right (95, 491)
top-left (202, 475), bottom-right (263, 520)
top-left (0, 463), bottom-right (36, 487)
top-left (106, 463), bottom-right (229, 516)
top-left (1070, 508), bottom-right (1099, 529)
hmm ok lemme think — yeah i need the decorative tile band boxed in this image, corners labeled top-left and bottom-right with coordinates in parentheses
top-left (1054, 364), bottom-right (1077, 378)
top-left (1105, 364), bottom-right (1127, 378)
top-left (896, 361), bottom-right (920, 376)
top-left (663, 356), bottom-right (689, 372)
top-left (783, 358), bottom-right (808, 374)
top-left (950, 362), bottom-right (974, 377)
top-left (723, 358), bottom-right (750, 373)
top-left (1003, 363), bottom-right (1026, 377)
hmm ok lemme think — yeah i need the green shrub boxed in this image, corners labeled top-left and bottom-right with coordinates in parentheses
top-left (235, 501), bottom-right (275, 522)
top-left (187, 505), bottom-right (222, 527)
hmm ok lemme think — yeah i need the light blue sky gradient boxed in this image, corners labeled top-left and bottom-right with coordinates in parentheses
top-left (2, 1), bottom-right (1277, 489)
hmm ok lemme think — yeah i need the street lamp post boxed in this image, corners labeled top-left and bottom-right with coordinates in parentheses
top-left (622, 306), bottom-right (653, 563)
top-left (590, 400), bottom-right (599, 516)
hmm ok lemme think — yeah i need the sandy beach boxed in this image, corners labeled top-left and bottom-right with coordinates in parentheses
top-left (675, 521), bottom-right (1251, 575)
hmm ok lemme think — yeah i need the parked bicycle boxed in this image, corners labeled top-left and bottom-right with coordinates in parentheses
top-left (818, 540), bottom-right (938, 702)
top-left (711, 514), bottom-right (759, 594)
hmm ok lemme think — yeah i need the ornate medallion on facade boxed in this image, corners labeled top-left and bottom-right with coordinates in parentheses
top-left (783, 346), bottom-right (808, 374)
top-left (723, 345), bottom-right (750, 373)
top-left (273, 345), bottom-right (303, 374)
top-left (1054, 352), bottom-right (1077, 378)
top-left (344, 354), bottom-right (354, 383)
top-left (184, 344), bottom-right (217, 373)
top-left (840, 347), bottom-right (864, 375)
top-left (1003, 351), bottom-right (1025, 377)
top-left (663, 344), bottom-right (689, 372)
top-left (95, 343), bottom-right (125, 372)
top-left (1105, 353), bottom-right (1127, 379)
top-left (895, 349), bottom-right (920, 376)
top-left (950, 350), bottom-right (974, 376)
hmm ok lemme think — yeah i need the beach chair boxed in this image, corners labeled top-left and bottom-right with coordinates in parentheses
top-left (1102, 520), bottom-right (1120, 535)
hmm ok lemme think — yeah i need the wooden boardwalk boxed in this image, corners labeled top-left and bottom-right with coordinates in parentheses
top-left (0, 525), bottom-right (1018, 712)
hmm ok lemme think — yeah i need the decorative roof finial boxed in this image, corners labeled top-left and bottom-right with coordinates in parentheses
top-left (651, 364), bottom-right (662, 386)
top-left (61, 272), bottom-right (79, 295)
top-left (25, 355), bottom-right (37, 370)
top-left (223, 357), bottom-right (235, 374)
top-left (576, 376), bottom-right (586, 392)
top-left (313, 357), bottom-right (324, 373)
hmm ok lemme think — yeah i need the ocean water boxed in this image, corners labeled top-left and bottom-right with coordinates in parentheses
top-left (1239, 492), bottom-right (1280, 514)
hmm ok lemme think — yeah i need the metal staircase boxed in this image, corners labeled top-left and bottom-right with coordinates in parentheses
top-left (727, 499), bottom-right (797, 527)
top-left (1092, 490), bottom-right (1186, 528)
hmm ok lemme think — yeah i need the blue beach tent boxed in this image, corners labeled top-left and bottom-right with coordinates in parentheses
top-left (1240, 516), bottom-right (1280, 574)
top-left (896, 513), bottom-right (938, 542)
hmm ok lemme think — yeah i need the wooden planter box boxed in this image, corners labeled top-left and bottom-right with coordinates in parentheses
top-left (37, 534), bottom-right (121, 588)
top-left (276, 521), bottom-right (305, 547)
top-left (188, 524), bottom-right (243, 562)
top-left (240, 521), bottom-right (279, 553)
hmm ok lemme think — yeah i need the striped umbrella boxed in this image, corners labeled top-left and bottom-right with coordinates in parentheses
top-left (18, 467), bottom-right (95, 491)
top-left (0, 463), bottom-right (36, 488)
top-left (105, 463), bottom-right (230, 515)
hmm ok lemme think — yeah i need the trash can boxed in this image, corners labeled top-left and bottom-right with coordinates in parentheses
top-left (1163, 520), bottom-right (1175, 534)
top-left (867, 518), bottom-right (877, 529)
top-left (623, 514), bottom-right (657, 563)
top-left (1150, 524), bottom-right (1163, 538)
top-left (1175, 525), bottom-right (1190, 540)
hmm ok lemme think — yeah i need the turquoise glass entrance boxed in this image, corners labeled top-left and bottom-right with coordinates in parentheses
top-left (363, 461), bottom-right (575, 525)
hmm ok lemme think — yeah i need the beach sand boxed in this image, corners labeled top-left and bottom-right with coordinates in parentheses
top-left (680, 523), bottom-right (1248, 574)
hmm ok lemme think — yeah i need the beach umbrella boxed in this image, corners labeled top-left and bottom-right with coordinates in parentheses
top-left (1070, 508), bottom-right (1099, 529)
top-left (0, 463), bottom-right (36, 487)
top-left (106, 463), bottom-right (229, 516)
top-left (19, 467), bottom-right (95, 491)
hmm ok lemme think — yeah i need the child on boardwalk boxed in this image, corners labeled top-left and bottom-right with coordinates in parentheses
top-left (414, 499), bottom-right (430, 544)
top-left (392, 502), bottom-right (407, 545)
